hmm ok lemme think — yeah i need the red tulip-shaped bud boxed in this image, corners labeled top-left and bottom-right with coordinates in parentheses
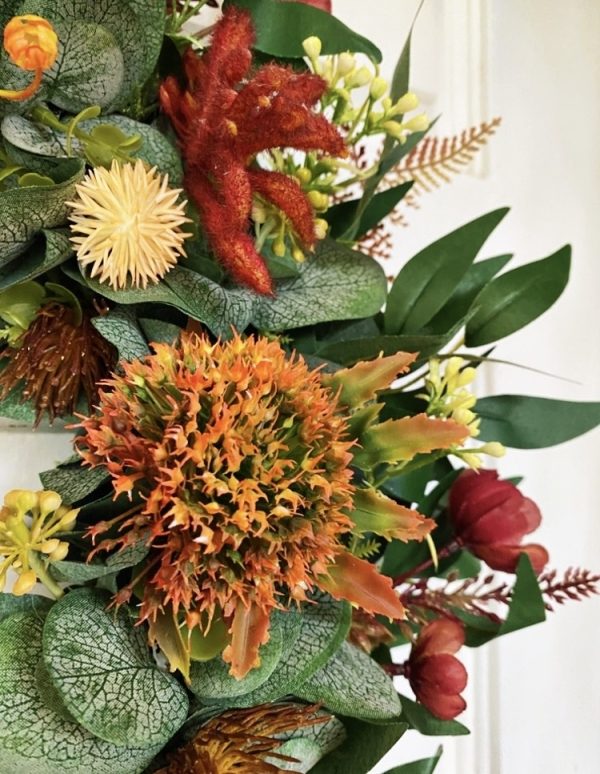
top-left (449, 469), bottom-right (549, 573)
top-left (407, 618), bottom-right (467, 720)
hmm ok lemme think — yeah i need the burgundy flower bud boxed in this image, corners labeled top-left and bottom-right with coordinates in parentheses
top-left (408, 618), bottom-right (467, 720)
top-left (448, 469), bottom-right (549, 574)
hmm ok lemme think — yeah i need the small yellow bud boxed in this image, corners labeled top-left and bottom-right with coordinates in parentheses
top-left (457, 367), bottom-right (477, 387)
top-left (461, 453), bottom-right (483, 470)
top-left (381, 97), bottom-right (392, 112)
top-left (337, 53), bottom-right (355, 76)
top-left (58, 508), bottom-right (79, 531)
top-left (381, 120), bottom-right (404, 141)
top-left (346, 67), bottom-right (372, 89)
top-left (273, 239), bottom-right (286, 258)
top-left (394, 91), bottom-right (419, 114)
top-left (3, 489), bottom-right (38, 514)
top-left (314, 218), bottom-right (329, 240)
top-left (40, 538), bottom-right (60, 554)
top-left (479, 441), bottom-right (506, 458)
top-left (38, 490), bottom-right (62, 518)
top-left (302, 36), bottom-right (322, 60)
top-left (452, 408), bottom-right (476, 426)
top-left (404, 112), bottom-right (430, 132)
top-left (251, 199), bottom-right (267, 224)
top-left (292, 247), bottom-right (305, 262)
top-left (369, 76), bottom-right (388, 101)
top-left (295, 167), bottom-right (312, 186)
top-left (49, 542), bottom-right (69, 562)
top-left (307, 190), bottom-right (329, 211)
top-left (13, 570), bottom-right (37, 596)
top-left (444, 357), bottom-right (464, 379)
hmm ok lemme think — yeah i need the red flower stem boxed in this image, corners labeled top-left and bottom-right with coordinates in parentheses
top-left (384, 661), bottom-right (409, 677)
top-left (392, 541), bottom-right (460, 587)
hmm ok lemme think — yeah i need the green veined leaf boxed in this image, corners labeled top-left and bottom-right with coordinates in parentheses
top-left (92, 307), bottom-right (150, 363)
top-left (385, 208), bottom-right (509, 334)
top-left (477, 395), bottom-right (600, 448)
top-left (0, 593), bottom-right (53, 623)
top-left (274, 712), bottom-right (346, 773)
top-left (399, 695), bottom-right (469, 736)
top-left (426, 254), bottom-right (512, 335)
top-left (0, 611), bottom-right (161, 773)
top-left (465, 246), bottom-right (571, 345)
top-left (39, 462), bottom-right (110, 504)
top-left (310, 717), bottom-right (408, 774)
top-left (252, 239), bottom-right (387, 331)
top-left (42, 588), bottom-right (189, 748)
top-left (296, 641), bottom-right (402, 720)
top-left (224, 0), bottom-right (382, 62)
top-left (51, 541), bottom-right (149, 583)
top-left (0, 229), bottom-right (73, 291)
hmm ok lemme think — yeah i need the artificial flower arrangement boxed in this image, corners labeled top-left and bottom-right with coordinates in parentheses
top-left (0, 1), bottom-right (598, 772)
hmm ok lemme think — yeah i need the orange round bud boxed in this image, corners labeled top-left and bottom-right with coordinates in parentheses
top-left (3, 14), bottom-right (58, 72)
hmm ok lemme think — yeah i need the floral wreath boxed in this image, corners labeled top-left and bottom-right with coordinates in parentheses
top-left (0, 2), bottom-right (597, 773)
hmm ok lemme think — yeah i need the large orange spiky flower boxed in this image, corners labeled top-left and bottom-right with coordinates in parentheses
top-left (156, 703), bottom-right (327, 773)
top-left (76, 333), bottom-right (404, 678)
top-left (159, 8), bottom-right (346, 295)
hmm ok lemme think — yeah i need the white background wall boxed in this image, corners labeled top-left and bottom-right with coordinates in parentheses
top-left (0, 2), bottom-right (598, 773)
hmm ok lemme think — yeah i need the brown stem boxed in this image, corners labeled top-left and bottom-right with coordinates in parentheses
top-left (392, 541), bottom-right (460, 587)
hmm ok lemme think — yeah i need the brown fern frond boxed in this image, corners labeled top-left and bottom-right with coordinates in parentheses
top-left (387, 117), bottom-right (502, 196)
top-left (537, 567), bottom-right (600, 611)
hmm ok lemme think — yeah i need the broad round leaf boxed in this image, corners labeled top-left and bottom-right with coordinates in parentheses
top-left (0, 611), bottom-right (161, 773)
top-left (42, 589), bottom-right (189, 748)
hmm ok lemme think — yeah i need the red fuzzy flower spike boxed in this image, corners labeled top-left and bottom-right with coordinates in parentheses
top-left (407, 618), bottom-right (468, 721)
top-left (160, 8), bottom-right (346, 295)
top-left (449, 469), bottom-right (549, 574)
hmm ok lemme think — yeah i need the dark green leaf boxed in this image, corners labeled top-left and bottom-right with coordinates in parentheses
top-left (465, 246), bottom-right (571, 345)
top-left (39, 463), bottom-right (110, 504)
top-left (296, 642), bottom-right (401, 720)
top-left (426, 254), bottom-right (512, 334)
top-left (316, 328), bottom-right (458, 366)
top-left (477, 395), bottom-right (600, 448)
top-left (252, 240), bottom-right (386, 331)
top-left (382, 748), bottom-right (443, 774)
top-left (399, 695), bottom-right (469, 736)
top-left (139, 317), bottom-right (182, 345)
top-left (310, 718), bottom-right (408, 774)
top-left (327, 182), bottom-right (413, 239)
top-left (225, 0), bottom-right (382, 62)
top-left (42, 589), bottom-right (189, 748)
top-left (499, 554), bottom-right (546, 636)
top-left (0, 593), bottom-right (53, 623)
top-left (385, 209), bottom-right (509, 334)
top-left (0, 229), bottom-right (73, 290)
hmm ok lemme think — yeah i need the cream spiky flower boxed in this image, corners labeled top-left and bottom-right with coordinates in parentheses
top-left (68, 159), bottom-right (191, 290)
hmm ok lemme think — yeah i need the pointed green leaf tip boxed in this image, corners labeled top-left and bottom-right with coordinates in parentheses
top-left (0, 610), bottom-right (161, 773)
top-left (42, 588), bottom-right (189, 748)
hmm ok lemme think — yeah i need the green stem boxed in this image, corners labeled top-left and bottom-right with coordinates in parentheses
top-left (28, 551), bottom-right (63, 599)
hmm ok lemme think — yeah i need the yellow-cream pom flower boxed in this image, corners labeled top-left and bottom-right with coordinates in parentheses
top-left (68, 160), bottom-right (191, 290)
top-left (0, 15), bottom-right (58, 101)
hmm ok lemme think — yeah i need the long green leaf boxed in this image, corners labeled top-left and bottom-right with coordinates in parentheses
top-left (327, 182), bottom-right (413, 239)
top-left (225, 0), bottom-right (381, 61)
top-left (466, 246), bottom-right (571, 345)
top-left (383, 747), bottom-right (443, 774)
top-left (385, 209), bottom-right (509, 334)
top-left (399, 695), bottom-right (469, 736)
top-left (477, 395), bottom-right (600, 448)
top-left (310, 718), bottom-right (408, 774)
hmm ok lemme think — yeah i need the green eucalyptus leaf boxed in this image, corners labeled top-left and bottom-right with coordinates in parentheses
top-left (205, 594), bottom-right (351, 709)
top-left (51, 541), bottom-right (149, 584)
top-left (385, 209), bottom-right (509, 334)
top-left (465, 246), bottom-right (571, 345)
top-left (92, 307), bottom-right (150, 363)
top-left (0, 157), bottom-right (84, 266)
top-left (297, 641), bottom-right (401, 720)
top-left (310, 717), bottom-right (408, 774)
top-left (399, 695), bottom-right (469, 736)
top-left (0, 611), bottom-right (161, 773)
top-left (253, 240), bottom-right (387, 331)
top-left (273, 712), bottom-right (346, 772)
top-left (426, 254), bottom-right (512, 334)
top-left (477, 395), bottom-right (600, 448)
top-left (42, 588), bottom-right (189, 748)
top-left (39, 462), bottom-right (110, 504)
top-left (0, 229), bottom-right (73, 290)
top-left (190, 615), bottom-right (285, 700)
top-left (224, 0), bottom-right (382, 61)
top-left (0, 593), bottom-right (53, 623)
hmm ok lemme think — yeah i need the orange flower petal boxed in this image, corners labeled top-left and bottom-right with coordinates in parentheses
top-left (223, 600), bottom-right (272, 679)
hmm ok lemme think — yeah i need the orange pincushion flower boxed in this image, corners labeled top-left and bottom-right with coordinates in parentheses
top-left (76, 333), bottom-right (404, 677)
top-left (1, 15), bottom-right (58, 101)
top-left (156, 703), bottom-right (327, 773)
top-left (159, 8), bottom-right (346, 295)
